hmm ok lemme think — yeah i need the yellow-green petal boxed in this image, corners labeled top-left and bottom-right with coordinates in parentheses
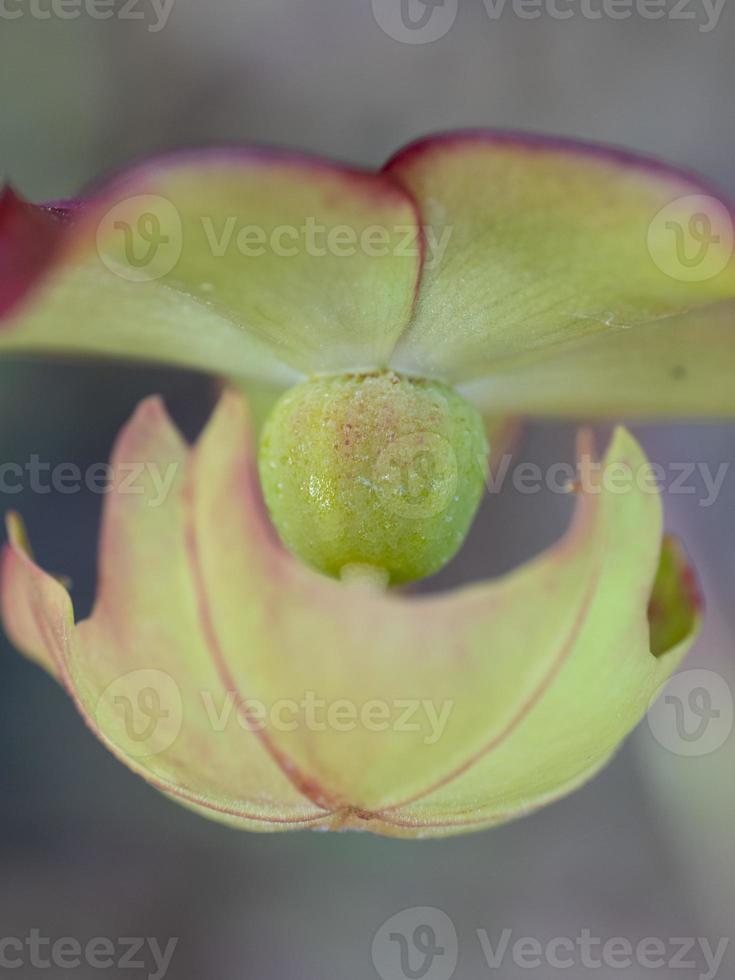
top-left (385, 132), bottom-right (735, 401)
top-left (189, 396), bottom-right (699, 834)
top-left (460, 299), bottom-right (735, 418)
top-left (1, 151), bottom-right (421, 379)
top-left (1, 391), bottom-right (701, 837)
top-left (0, 401), bottom-right (329, 831)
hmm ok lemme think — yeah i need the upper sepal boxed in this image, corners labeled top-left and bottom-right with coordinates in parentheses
top-left (0, 150), bottom-right (422, 382)
top-left (2, 133), bottom-right (735, 422)
top-left (384, 130), bottom-right (735, 402)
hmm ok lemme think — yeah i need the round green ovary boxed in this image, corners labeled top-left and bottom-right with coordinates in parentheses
top-left (258, 372), bottom-right (488, 584)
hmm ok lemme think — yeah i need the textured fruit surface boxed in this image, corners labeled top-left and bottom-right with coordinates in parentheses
top-left (258, 372), bottom-right (488, 583)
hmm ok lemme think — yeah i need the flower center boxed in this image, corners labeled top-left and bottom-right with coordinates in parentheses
top-left (257, 371), bottom-right (488, 585)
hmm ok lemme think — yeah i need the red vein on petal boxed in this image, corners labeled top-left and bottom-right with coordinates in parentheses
top-left (380, 171), bottom-right (426, 343)
top-left (8, 547), bottom-right (325, 828)
top-left (180, 460), bottom-right (338, 815)
top-left (381, 481), bottom-right (604, 814)
top-left (374, 752), bottom-right (612, 832)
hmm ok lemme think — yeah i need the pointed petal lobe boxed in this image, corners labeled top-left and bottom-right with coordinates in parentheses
top-left (1, 398), bottom-right (329, 830)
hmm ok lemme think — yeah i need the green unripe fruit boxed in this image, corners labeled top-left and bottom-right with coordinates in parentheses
top-left (258, 372), bottom-right (488, 584)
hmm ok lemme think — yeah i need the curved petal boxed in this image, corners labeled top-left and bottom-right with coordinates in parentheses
top-left (380, 532), bottom-right (700, 836)
top-left (460, 299), bottom-right (735, 418)
top-left (2, 392), bottom-right (700, 837)
top-left (187, 393), bottom-right (699, 834)
top-left (0, 399), bottom-right (329, 831)
top-left (0, 149), bottom-right (421, 380)
top-left (384, 131), bottom-right (735, 393)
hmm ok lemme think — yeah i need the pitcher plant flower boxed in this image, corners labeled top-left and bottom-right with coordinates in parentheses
top-left (1, 131), bottom-right (734, 836)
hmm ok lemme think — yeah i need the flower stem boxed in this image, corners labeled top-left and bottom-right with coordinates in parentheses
top-left (339, 563), bottom-right (390, 590)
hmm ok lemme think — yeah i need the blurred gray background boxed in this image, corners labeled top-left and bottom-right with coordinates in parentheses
top-left (1, 2), bottom-right (734, 978)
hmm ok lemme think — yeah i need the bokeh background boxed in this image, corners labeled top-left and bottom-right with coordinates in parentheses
top-left (1, 2), bottom-right (734, 977)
